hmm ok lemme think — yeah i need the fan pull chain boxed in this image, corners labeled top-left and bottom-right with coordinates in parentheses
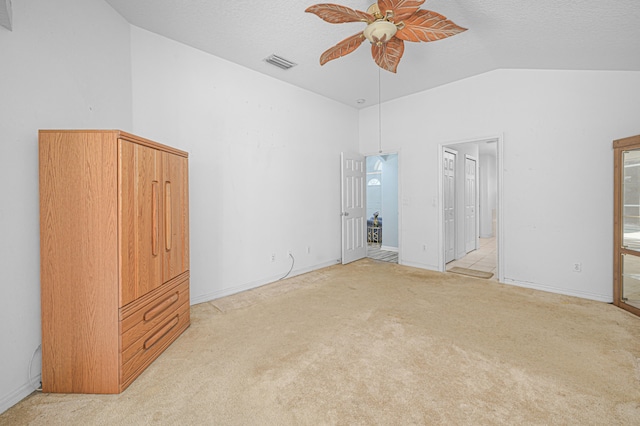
top-left (378, 66), bottom-right (382, 154)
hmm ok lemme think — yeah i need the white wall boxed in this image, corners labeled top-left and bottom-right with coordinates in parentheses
top-left (130, 27), bottom-right (359, 303)
top-left (0, 0), bottom-right (132, 414)
top-left (359, 69), bottom-right (640, 302)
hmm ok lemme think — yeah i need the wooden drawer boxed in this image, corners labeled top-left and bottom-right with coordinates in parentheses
top-left (119, 274), bottom-right (190, 389)
top-left (120, 300), bottom-right (190, 388)
top-left (121, 277), bottom-right (190, 348)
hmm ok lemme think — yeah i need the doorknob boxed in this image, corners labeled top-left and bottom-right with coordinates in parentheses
top-left (342, 212), bottom-right (350, 216)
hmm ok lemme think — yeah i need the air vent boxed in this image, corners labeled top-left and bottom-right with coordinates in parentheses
top-left (264, 54), bottom-right (297, 70)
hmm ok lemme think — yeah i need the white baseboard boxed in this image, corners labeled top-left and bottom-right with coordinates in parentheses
top-left (502, 277), bottom-right (613, 303)
top-left (0, 376), bottom-right (40, 415)
top-left (380, 245), bottom-right (398, 252)
top-left (354, 260), bottom-right (613, 304)
top-left (399, 260), bottom-right (440, 272)
top-left (190, 259), bottom-right (339, 305)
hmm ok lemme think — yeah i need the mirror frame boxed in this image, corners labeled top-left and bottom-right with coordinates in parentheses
top-left (613, 134), bottom-right (640, 317)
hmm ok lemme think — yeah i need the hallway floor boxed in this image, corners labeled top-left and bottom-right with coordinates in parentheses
top-left (446, 237), bottom-right (497, 280)
top-left (367, 244), bottom-right (398, 263)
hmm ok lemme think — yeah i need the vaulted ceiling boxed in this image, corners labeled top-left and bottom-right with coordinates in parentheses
top-left (105, 0), bottom-right (640, 108)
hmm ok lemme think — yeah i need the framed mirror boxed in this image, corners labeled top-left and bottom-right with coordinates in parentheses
top-left (614, 134), bottom-right (640, 316)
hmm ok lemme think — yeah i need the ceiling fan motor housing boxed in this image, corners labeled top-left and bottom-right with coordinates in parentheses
top-left (363, 20), bottom-right (397, 45)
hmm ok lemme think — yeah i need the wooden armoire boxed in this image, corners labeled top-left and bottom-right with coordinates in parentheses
top-left (39, 130), bottom-right (190, 393)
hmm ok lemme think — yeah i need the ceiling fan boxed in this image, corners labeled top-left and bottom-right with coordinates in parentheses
top-left (305, 0), bottom-right (467, 73)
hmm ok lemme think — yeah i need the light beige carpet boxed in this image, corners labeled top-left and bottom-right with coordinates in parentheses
top-left (2, 259), bottom-right (640, 425)
top-left (448, 266), bottom-right (494, 279)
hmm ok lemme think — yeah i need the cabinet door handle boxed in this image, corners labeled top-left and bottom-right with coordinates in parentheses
top-left (165, 181), bottom-right (172, 251)
top-left (152, 181), bottom-right (159, 256)
top-left (144, 315), bottom-right (179, 350)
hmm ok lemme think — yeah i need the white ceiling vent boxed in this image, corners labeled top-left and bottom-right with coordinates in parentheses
top-left (264, 54), bottom-right (297, 70)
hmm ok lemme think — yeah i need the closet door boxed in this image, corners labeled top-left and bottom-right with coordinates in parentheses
top-left (614, 134), bottom-right (640, 317)
top-left (120, 140), bottom-right (163, 306)
top-left (162, 151), bottom-right (189, 282)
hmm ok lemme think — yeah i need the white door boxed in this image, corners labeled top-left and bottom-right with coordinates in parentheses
top-left (443, 149), bottom-right (456, 263)
top-left (465, 156), bottom-right (478, 253)
top-left (341, 152), bottom-right (367, 264)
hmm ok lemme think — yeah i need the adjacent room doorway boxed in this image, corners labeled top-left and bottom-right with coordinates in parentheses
top-left (366, 153), bottom-right (399, 264)
top-left (440, 137), bottom-right (502, 281)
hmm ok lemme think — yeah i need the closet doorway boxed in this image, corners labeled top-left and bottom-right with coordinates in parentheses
top-left (440, 137), bottom-right (502, 281)
top-left (366, 153), bottom-right (399, 263)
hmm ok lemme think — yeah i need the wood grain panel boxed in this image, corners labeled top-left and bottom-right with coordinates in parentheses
top-left (119, 140), bottom-right (163, 305)
top-left (40, 131), bottom-right (120, 393)
top-left (162, 152), bottom-right (190, 282)
top-left (40, 130), bottom-right (188, 157)
top-left (119, 140), bottom-right (137, 306)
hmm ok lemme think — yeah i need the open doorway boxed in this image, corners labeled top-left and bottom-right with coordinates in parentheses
top-left (440, 138), bottom-right (500, 280)
top-left (366, 153), bottom-right (398, 263)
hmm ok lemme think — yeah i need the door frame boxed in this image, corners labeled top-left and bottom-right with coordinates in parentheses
top-left (437, 135), bottom-right (504, 282)
top-left (362, 149), bottom-right (402, 264)
top-left (442, 148), bottom-right (457, 264)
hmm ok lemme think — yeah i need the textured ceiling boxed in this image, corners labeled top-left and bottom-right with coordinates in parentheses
top-left (104, 0), bottom-right (640, 109)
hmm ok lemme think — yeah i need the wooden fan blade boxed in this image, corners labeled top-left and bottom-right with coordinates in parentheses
top-left (320, 32), bottom-right (366, 65)
top-left (377, 0), bottom-right (425, 22)
top-left (371, 37), bottom-right (405, 73)
top-left (305, 4), bottom-right (374, 24)
top-left (396, 10), bottom-right (467, 42)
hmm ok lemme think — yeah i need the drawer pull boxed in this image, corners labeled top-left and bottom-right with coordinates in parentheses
top-left (144, 315), bottom-right (179, 350)
top-left (143, 292), bottom-right (179, 322)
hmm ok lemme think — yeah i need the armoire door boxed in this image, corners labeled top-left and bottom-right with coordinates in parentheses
top-left (120, 140), bottom-right (163, 306)
top-left (614, 134), bottom-right (640, 317)
top-left (162, 151), bottom-right (190, 282)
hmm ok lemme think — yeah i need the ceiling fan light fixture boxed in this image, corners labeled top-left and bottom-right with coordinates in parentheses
top-left (305, 1), bottom-right (467, 73)
top-left (363, 20), bottom-right (397, 45)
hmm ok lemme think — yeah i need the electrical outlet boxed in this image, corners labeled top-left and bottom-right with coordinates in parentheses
top-left (306, 246), bottom-right (311, 254)
top-left (422, 244), bottom-right (427, 251)
top-left (573, 262), bottom-right (582, 273)
top-left (271, 253), bottom-right (276, 263)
